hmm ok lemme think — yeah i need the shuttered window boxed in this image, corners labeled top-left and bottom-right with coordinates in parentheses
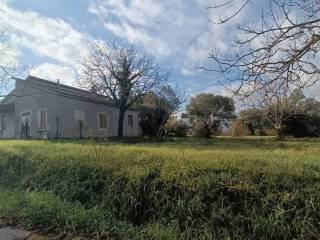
top-left (39, 109), bottom-right (47, 129)
top-left (98, 112), bottom-right (108, 130)
top-left (128, 115), bottom-right (133, 127)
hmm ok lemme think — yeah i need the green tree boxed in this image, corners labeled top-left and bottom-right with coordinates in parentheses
top-left (139, 85), bottom-right (182, 138)
top-left (239, 109), bottom-right (269, 136)
top-left (285, 96), bottom-right (320, 137)
top-left (186, 93), bottom-right (235, 138)
top-left (239, 89), bottom-right (320, 138)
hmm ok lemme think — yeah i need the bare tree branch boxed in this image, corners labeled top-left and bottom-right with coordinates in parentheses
top-left (0, 27), bottom-right (27, 98)
top-left (207, 0), bottom-right (251, 24)
top-left (79, 41), bottom-right (170, 137)
top-left (206, 0), bottom-right (320, 99)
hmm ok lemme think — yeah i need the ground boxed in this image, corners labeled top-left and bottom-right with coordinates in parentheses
top-left (0, 137), bottom-right (319, 239)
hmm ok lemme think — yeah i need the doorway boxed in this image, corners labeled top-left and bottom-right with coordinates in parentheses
top-left (21, 111), bottom-right (31, 139)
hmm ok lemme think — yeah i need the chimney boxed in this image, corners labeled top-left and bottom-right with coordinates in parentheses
top-left (57, 79), bottom-right (60, 88)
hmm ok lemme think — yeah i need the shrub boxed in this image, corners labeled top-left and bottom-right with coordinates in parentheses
top-left (165, 118), bottom-right (189, 137)
top-left (231, 120), bottom-right (250, 137)
top-left (284, 114), bottom-right (320, 137)
top-left (192, 123), bottom-right (211, 138)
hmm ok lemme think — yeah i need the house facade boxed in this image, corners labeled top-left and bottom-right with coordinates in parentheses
top-left (0, 76), bottom-right (139, 139)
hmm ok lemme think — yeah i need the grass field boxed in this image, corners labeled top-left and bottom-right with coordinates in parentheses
top-left (0, 137), bottom-right (319, 239)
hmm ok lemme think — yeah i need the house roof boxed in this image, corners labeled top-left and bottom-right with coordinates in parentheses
top-left (13, 76), bottom-right (119, 107)
top-left (0, 103), bottom-right (14, 112)
top-left (1, 76), bottom-right (138, 112)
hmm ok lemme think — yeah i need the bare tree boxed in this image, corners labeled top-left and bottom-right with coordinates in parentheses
top-left (205, 0), bottom-right (320, 98)
top-left (0, 29), bottom-right (19, 96)
top-left (242, 80), bottom-right (303, 138)
top-left (0, 27), bottom-right (27, 99)
top-left (79, 41), bottom-right (170, 137)
top-left (207, 0), bottom-right (251, 24)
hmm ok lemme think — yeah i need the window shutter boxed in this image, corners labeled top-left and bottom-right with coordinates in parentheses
top-left (98, 113), bottom-right (108, 129)
top-left (128, 115), bottom-right (133, 127)
top-left (39, 109), bottom-right (47, 129)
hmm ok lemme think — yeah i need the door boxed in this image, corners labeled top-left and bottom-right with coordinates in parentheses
top-left (0, 115), bottom-right (15, 139)
top-left (1, 116), bottom-right (8, 138)
top-left (21, 112), bottom-right (31, 139)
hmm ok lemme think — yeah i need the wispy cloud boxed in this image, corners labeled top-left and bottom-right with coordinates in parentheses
top-left (29, 63), bottom-right (77, 85)
top-left (89, 1), bottom-right (205, 64)
top-left (0, 0), bottom-right (93, 84)
top-left (0, 0), bottom-right (257, 97)
top-left (0, 3), bottom-right (92, 64)
top-left (89, 0), bottom-right (248, 78)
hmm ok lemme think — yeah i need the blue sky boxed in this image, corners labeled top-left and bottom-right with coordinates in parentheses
top-left (1, 0), bottom-right (319, 99)
top-left (0, 0), bottom-right (247, 96)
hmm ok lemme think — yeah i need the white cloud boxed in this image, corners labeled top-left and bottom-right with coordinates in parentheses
top-left (180, 68), bottom-right (197, 76)
top-left (305, 82), bottom-right (320, 100)
top-left (29, 63), bottom-right (77, 85)
top-left (0, 1), bottom-right (92, 76)
top-left (0, 1), bottom-right (97, 87)
top-left (89, 0), bottom-right (249, 77)
top-left (89, 0), bottom-right (208, 61)
top-left (104, 22), bottom-right (170, 57)
top-left (89, 0), bottom-right (167, 28)
top-left (0, 0), bottom-right (254, 96)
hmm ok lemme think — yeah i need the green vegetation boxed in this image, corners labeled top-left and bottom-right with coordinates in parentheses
top-left (0, 138), bottom-right (319, 239)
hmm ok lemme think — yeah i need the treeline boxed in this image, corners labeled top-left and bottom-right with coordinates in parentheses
top-left (138, 89), bottom-right (320, 139)
top-left (232, 90), bottom-right (320, 138)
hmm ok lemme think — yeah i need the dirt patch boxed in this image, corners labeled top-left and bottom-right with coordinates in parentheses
top-left (0, 227), bottom-right (31, 240)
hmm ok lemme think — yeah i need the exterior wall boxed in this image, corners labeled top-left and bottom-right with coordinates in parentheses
top-left (13, 80), bottom-right (55, 139)
top-left (10, 80), bottom-right (139, 139)
top-left (0, 111), bottom-right (15, 138)
top-left (54, 96), bottom-right (139, 138)
top-left (122, 109), bottom-right (139, 137)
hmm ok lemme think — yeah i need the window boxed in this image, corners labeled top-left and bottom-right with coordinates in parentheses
top-left (128, 115), bottom-right (133, 128)
top-left (39, 109), bottom-right (47, 129)
top-left (22, 112), bottom-right (30, 117)
top-left (98, 112), bottom-right (108, 130)
top-left (21, 111), bottom-right (31, 138)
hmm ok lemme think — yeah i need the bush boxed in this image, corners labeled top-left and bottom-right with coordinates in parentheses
top-left (231, 120), bottom-right (250, 137)
top-left (165, 118), bottom-right (189, 137)
top-left (192, 124), bottom-right (211, 138)
top-left (285, 114), bottom-right (320, 137)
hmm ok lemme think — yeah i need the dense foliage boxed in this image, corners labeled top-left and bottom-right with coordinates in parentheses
top-left (186, 93), bottom-right (235, 137)
top-left (236, 93), bottom-right (320, 138)
top-left (139, 85), bottom-right (181, 138)
top-left (164, 116), bottom-right (189, 137)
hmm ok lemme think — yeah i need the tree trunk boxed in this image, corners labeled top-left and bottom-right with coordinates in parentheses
top-left (118, 108), bottom-right (125, 137)
top-left (274, 116), bottom-right (285, 140)
top-left (275, 127), bottom-right (285, 140)
top-left (203, 122), bottom-right (211, 138)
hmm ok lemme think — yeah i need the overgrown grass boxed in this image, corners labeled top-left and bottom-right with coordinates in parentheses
top-left (0, 137), bottom-right (319, 239)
